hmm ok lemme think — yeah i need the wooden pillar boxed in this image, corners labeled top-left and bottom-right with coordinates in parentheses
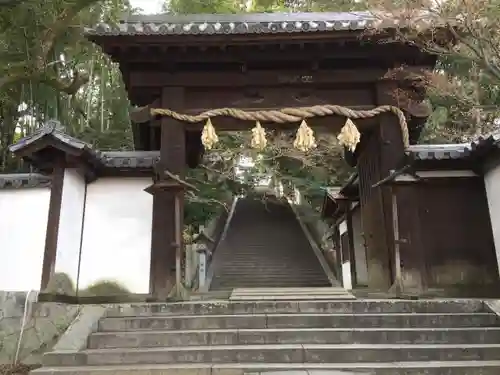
top-left (40, 161), bottom-right (64, 290)
top-left (339, 220), bottom-right (353, 290)
top-left (391, 188), bottom-right (403, 296)
top-left (374, 81), bottom-right (407, 290)
top-left (391, 183), bottom-right (427, 293)
top-left (149, 87), bottom-right (186, 299)
top-left (346, 209), bottom-right (358, 288)
top-left (358, 80), bottom-right (407, 290)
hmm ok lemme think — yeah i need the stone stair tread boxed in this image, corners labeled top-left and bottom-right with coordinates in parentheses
top-left (212, 277), bottom-right (328, 280)
top-left (213, 261), bottom-right (323, 263)
top-left (91, 326), bottom-right (500, 336)
top-left (31, 361), bottom-right (500, 372)
top-left (213, 284), bottom-right (333, 288)
top-left (211, 271), bottom-right (327, 274)
top-left (98, 311), bottom-right (499, 331)
top-left (103, 302), bottom-right (489, 316)
top-left (103, 299), bottom-right (488, 316)
top-left (212, 274), bottom-right (326, 277)
top-left (214, 281), bottom-right (330, 284)
top-left (103, 299), bottom-right (485, 307)
top-left (88, 326), bottom-right (500, 348)
top-left (102, 312), bottom-right (495, 319)
top-left (228, 295), bottom-right (355, 300)
top-left (229, 289), bottom-right (351, 295)
top-left (212, 280), bottom-right (329, 283)
top-left (233, 287), bottom-right (345, 294)
top-left (79, 343), bottom-right (500, 353)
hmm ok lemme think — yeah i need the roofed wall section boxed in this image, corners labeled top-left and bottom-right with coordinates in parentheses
top-left (7, 120), bottom-right (159, 181)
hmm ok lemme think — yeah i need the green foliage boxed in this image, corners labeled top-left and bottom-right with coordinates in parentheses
top-left (367, 0), bottom-right (500, 143)
top-left (421, 56), bottom-right (500, 143)
top-left (259, 132), bottom-right (354, 210)
top-left (167, 0), bottom-right (244, 14)
top-left (80, 280), bottom-right (132, 296)
top-left (167, 0), bottom-right (366, 13)
top-left (44, 272), bottom-right (76, 295)
top-left (0, 0), bottom-right (133, 171)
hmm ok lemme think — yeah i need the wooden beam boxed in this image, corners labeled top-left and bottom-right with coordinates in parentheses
top-left (129, 67), bottom-right (430, 88)
top-left (110, 42), bottom-right (426, 64)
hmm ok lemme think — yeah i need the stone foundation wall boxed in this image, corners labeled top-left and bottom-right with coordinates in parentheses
top-left (0, 291), bottom-right (80, 364)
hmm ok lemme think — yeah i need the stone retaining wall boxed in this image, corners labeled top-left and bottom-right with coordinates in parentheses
top-left (0, 291), bottom-right (79, 364)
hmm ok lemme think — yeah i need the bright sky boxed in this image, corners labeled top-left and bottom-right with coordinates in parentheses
top-left (130, 0), bottom-right (164, 14)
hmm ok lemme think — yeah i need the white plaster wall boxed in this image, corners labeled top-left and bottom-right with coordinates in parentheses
top-left (0, 188), bottom-right (50, 291)
top-left (485, 164), bottom-right (500, 273)
top-left (54, 169), bottom-right (85, 292)
top-left (79, 177), bottom-right (153, 294)
top-left (352, 208), bottom-right (369, 285)
top-left (338, 220), bottom-right (352, 290)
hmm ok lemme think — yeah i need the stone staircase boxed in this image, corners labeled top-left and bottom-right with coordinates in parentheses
top-left (229, 287), bottom-right (354, 300)
top-left (209, 197), bottom-right (332, 290)
top-left (35, 299), bottom-right (500, 375)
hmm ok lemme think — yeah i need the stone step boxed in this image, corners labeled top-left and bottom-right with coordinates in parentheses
top-left (227, 294), bottom-right (354, 301)
top-left (229, 287), bottom-right (351, 301)
top-left (104, 300), bottom-right (487, 317)
top-left (209, 279), bottom-right (329, 289)
top-left (215, 257), bottom-right (320, 260)
top-left (211, 281), bottom-right (331, 289)
top-left (210, 269), bottom-right (327, 274)
top-left (211, 276), bottom-right (329, 282)
top-left (211, 274), bottom-right (327, 279)
top-left (231, 288), bottom-right (346, 294)
top-left (29, 362), bottom-right (500, 375)
top-left (210, 267), bottom-right (328, 271)
top-left (43, 343), bottom-right (500, 366)
top-left (98, 313), bottom-right (499, 331)
top-left (216, 259), bottom-right (319, 262)
top-left (88, 327), bottom-right (500, 349)
top-left (214, 252), bottom-right (321, 256)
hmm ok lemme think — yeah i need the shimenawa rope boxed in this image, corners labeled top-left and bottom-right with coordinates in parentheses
top-left (150, 104), bottom-right (409, 151)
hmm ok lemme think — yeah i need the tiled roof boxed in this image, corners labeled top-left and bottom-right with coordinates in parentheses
top-left (97, 151), bottom-right (159, 169)
top-left (325, 187), bottom-right (343, 201)
top-left (407, 129), bottom-right (500, 161)
top-left (9, 120), bottom-right (160, 172)
top-left (0, 150), bottom-right (160, 190)
top-left (406, 143), bottom-right (471, 161)
top-left (0, 173), bottom-right (51, 189)
top-left (471, 130), bottom-right (500, 153)
top-left (9, 120), bottom-right (92, 154)
top-left (85, 11), bottom-right (376, 37)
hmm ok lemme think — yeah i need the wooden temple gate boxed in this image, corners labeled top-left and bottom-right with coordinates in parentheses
top-left (86, 12), bottom-right (436, 297)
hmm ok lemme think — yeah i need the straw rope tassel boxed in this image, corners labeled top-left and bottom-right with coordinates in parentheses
top-left (201, 118), bottom-right (218, 150)
top-left (293, 120), bottom-right (317, 152)
top-left (250, 121), bottom-right (267, 150)
top-left (337, 118), bottom-right (361, 152)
